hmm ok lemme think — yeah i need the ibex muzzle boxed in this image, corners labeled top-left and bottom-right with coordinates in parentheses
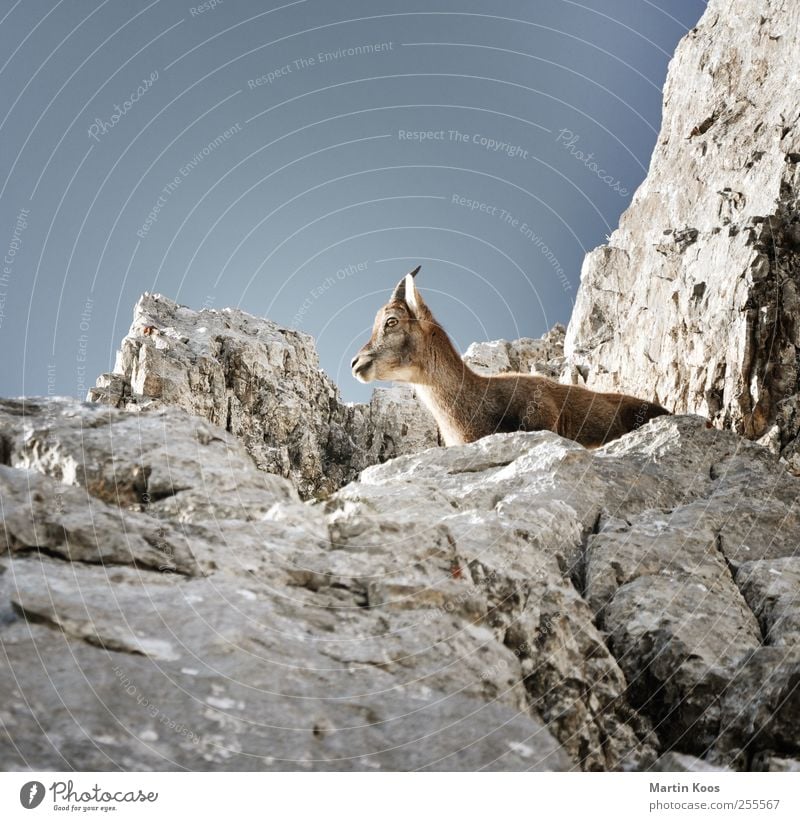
top-left (351, 266), bottom-right (669, 447)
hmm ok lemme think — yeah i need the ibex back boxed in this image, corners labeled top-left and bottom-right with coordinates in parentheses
top-left (351, 267), bottom-right (669, 447)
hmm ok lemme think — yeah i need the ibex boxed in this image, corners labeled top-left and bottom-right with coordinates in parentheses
top-left (351, 267), bottom-right (669, 447)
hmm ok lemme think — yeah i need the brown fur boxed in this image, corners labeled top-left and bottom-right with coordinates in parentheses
top-left (351, 268), bottom-right (669, 447)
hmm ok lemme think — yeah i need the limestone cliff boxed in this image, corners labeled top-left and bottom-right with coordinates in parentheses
top-left (564, 0), bottom-right (800, 469)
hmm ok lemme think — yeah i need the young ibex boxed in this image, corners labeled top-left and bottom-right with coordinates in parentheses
top-left (351, 266), bottom-right (669, 447)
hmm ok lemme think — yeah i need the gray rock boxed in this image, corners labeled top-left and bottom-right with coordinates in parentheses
top-left (2, 401), bottom-right (798, 771)
top-left (330, 414), bottom-right (800, 768)
top-left (602, 573), bottom-right (761, 755)
top-left (0, 397), bottom-right (298, 519)
top-left (751, 753), bottom-right (800, 772)
top-left (346, 386), bottom-right (441, 474)
top-left (463, 325), bottom-right (566, 378)
top-left (735, 558), bottom-right (800, 646)
top-left (1, 556), bottom-right (568, 771)
top-left (326, 472), bottom-right (656, 771)
top-left (711, 648), bottom-right (800, 769)
top-left (563, 0), bottom-right (800, 469)
top-left (88, 293), bottom-right (439, 498)
top-left (582, 419), bottom-right (800, 759)
top-left (650, 752), bottom-right (731, 773)
top-left (0, 465), bottom-right (200, 576)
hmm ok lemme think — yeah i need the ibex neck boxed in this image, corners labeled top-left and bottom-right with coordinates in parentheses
top-left (417, 327), bottom-right (475, 387)
top-left (413, 327), bottom-right (485, 444)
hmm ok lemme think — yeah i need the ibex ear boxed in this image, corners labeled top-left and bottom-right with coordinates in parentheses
top-left (404, 266), bottom-right (422, 315)
top-left (390, 265), bottom-right (422, 313)
top-left (390, 277), bottom-right (406, 303)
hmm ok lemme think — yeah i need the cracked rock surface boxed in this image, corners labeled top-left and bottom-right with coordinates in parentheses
top-left (2, 400), bottom-right (798, 771)
top-left (564, 0), bottom-right (800, 469)
top-left (89, 293), bottom-right (439, 499)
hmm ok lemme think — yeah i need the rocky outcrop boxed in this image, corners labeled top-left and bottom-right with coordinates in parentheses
top-left (564, 0), bottom-right (800, 469)
top-left (89, 293), bottom-right (438, 498)
top-left (463, 324), bottom-right (566, 378)
top-left (2, 396), bottom-right (798, 771)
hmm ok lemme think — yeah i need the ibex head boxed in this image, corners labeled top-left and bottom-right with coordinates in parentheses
top-left (351, 265), bottom-right (433, 384)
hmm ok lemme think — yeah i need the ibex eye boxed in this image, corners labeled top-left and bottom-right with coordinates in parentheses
top-left (385, 317), bottom-right (398, 328)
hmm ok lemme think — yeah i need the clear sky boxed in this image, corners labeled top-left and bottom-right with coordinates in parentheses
top-left (0, 0), bottom-right (706, 403)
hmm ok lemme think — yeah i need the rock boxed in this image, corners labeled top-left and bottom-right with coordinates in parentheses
top-left (564, 0), bottom-right (800, 468)
top-left (1, 556), bottom-right (568, 771)
top-left (650, 752), bottom-right (731, 773)
top-left (346, 386), bottom-right (441, 472)
top-left (0, 397), bottom-right (298, 518)
top-left (89, 293), bottom-right (439, 498)
top-left (328, 458), bottom-right (657, 771)
top-left (366, 415), bottom-right (800, 766)
top-left (464, 324), bottom-right (566, 378)
top-left (0, 465), bottom-right (201, 576)
top-left (711, 648), bottom-right (800, 769)
top-left (602, 572), bottom-right (761, 755)
top-left (751, 753), bottom-right (800, 772)
top-left (583, 417), bottom-right (800, 759)
top-left (735, 558), bottom-right (800, 646)
top-left (2, 400), bottom-right (799, 771)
